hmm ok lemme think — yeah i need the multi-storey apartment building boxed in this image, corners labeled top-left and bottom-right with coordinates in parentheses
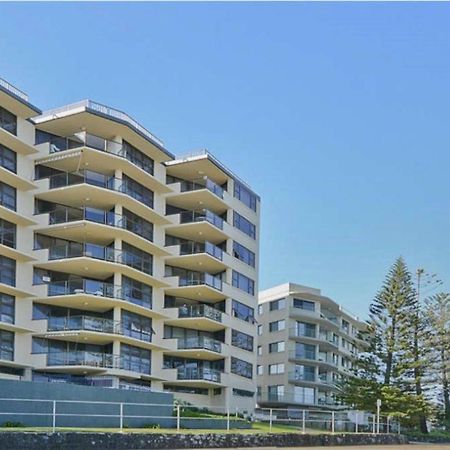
top-left (0, 77), bottom-right (259, 412)
top-left (257, 283), bottom-right (365, 411)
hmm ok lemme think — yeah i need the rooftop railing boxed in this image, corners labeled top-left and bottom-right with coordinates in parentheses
top-left (0, 77), bottom-right (29, 101)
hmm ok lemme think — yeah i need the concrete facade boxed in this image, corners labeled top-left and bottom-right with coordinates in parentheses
top-left (0, 78), bottom-right (259, 412)
top-left (257, 283), bottom-right (365, 410)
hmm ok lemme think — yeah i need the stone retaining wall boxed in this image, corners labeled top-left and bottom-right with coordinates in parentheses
top-left (0, 432), bottom-right (409, 450)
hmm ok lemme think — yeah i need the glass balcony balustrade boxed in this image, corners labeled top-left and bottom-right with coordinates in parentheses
top-left (178, 178), bottom-right (224, 199)
top-left (178, 241), bottom-right (223, 260)
top-left (47, 351), bottom-right (121, 369)
top-left (176, 366), bottom-right (221, 383)
top-left (47, 205), bottom-right (153, 242)
top-left (47, 279), bottom-right (152, 310)
top-left (177, 209), bottom-right (224, 230)
top-left (176, 272), bottom-right (222, 291)
top-left (177, 336), bottom-right (222, 353)
top-left (178, 304), bottom-right (222, 323)
top-left (47, 315), bottom-right (120, 334)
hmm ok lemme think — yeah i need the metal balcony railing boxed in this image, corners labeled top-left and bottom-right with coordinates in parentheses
top-left (176, 209), bottom-right (224, 230)
top-left (177, 336), bottom-right (222, 353)
top-left (47, 315), bottom-right (120, 334)
top-left (178, 304), bottom-right (223, 322)
top-left (176, 272), bottom-right (223, 291)
top-left (178, 177), bottom-right (224, 199)
top-left (47, 351), bottom-right (121, 369)
top-left (178, 241), bottom-right (223, 260)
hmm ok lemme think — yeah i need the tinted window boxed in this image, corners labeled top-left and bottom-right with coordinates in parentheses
top-left (233, 241), bottom-right (255, 267)
top-left (233, 211), bottom-right (256, 239)
top-left (232, 299), bottom-right (255, 323)
top-left (0, 106), bottom-right (17, 135)
top-left (232, 270), bottom-right (255, 295)
top-left (0, 255), bottom-right (15, 286)
top-left (0, 182), bottom-right (16, 211)
top-left (0, 144), bottom-right (16, 173)
top-left (0, 218), bottom-right (15, 248)
top-left (234, 181), bottom-right (257, 211)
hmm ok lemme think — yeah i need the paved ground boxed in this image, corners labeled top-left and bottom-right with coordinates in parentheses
top-left (279, 446), bottom-right (450, 449)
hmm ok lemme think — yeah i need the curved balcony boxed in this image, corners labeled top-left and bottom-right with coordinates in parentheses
top-left (38, 205), bottom-right (166, 256)
top-left (36, 132), bottom-right (169, 193)
top-left (165, 209), bottom-right (227, 244)
top-left (178, 336), bottom-right (222, 353)
top-left (36, 279), bottom-right (163, 319)
top-left (165, 271), bottom-right (225, 301)
top-left (166, 177), bottom-right (227, 214)
top-left (177, 366), bottom-right (222, 384)
top-left (46, 351), bottom-right (121, 372)
top-left (165, 304), bottom-right (225, 332)
top-left (165, 241), bottom-right (227, 272)
top-left (36, 170), bottom-right (167, 225)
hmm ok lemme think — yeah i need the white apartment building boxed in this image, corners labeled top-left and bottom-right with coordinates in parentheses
top-left (257, 283), bottom-right (365, 410)
top-left (0, 77), bottom-right (260, 412)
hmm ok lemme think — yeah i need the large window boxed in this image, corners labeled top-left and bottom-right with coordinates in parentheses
top-left (121, 343), bottom-right (151, 374)
top-left (232, 299), bottom-right (255, 323)
top-left (295, 343), bottom-right (316, 360)
top-left (269, 319), bottom-right (285, 332)
top-left (268, 385), bottom-right (284, 400)
top-left (0, 255), bottom-right (15, 286)
top-left (122, 242), bottom-right (153, 275)
top-left (0, 106), bottom-right (17, 135)
top-left (231, 329), bottom-right (254, 352)
top-left (296, 321), bottom-right (316, 338)
top-left (122, 175), bottom-right (154, 208)
top-left (122, 140), bottom-right (154, 175)
top-left (294, 364), bottom-right (316, 382)
top-left (231, 357), bottom-right (253, 379)
top-left (294, 386), bottom-right (315, 404)
top-left (122, 311), bottom-right (153, 342)
top-left (123, 208), bottom-right (153, 242)
top-left (0, 218), bottom-right (15, 248)
top-left (0, 329), bottom-right (14, 361)
top-left (233, 388), bottom-right (255, 398)
top-left (122, 276), bottom-right (153, 309)
top-left (269, 363), bottom-right (285, 375)
top-left (0, 182), bottom-right (16, 211)
top-left (234, 181), bottom-right (257, 211)
top-left (232, 241), bottom-right (255, 267)
top-left (0, 144), bottom-right (16, 173)
top-left (0, 293), bottom-right (14, 324)
top-left (233, 211), bottom-right (256, 239)
top-left (232, 270), bottom-right (255, 295)
top-left (293, 298), bottom-right (315, 311)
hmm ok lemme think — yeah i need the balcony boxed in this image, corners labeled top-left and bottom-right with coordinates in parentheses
top-left (177, 366), bottom-right (222, 384)
top-left (166, 178), bottom-right (227, 214)
top-left (288, 371), bottom-right (316, 384)
top-left (41, 279), bottom-right (158, 318)
top-left (36, 170), bottom-right (166, 225)
top-left (165, 304), bottom-right (225, 332)
top-left (165, 241), bottom-right (227, 272)
top-left (165, 271), bottom-right (225, 301)
top-left (179, 304), bottom-right (222, 322)
top-left (46, 351), bottom-right (121, 371)
top-left (178, 336), bottom-right (222, 353)
top-left (166, 209), bottom-right (227, 244)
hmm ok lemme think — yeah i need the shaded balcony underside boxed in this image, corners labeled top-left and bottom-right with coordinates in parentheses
top-left (164, 253), bottom-right (227, 273)
top-left (164, 317), bottom-right (225, 332)
top-left (164, 221), bottom-right (228, 245)
top-left (166, 189), bottom-right (227, 215)
top-left (164, 284), bottom-right (226, 302)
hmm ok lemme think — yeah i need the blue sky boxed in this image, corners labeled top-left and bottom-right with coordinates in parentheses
top-left (1, 2), bottom-right (450, 318)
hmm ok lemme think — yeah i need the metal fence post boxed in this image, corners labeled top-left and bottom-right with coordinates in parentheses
top-left (355, 413), bottom-right (358, 434)
top-left (269, 408), bottom-right (273, 432)
top-left (302, 410), bottom-right (306, 434)
top-left (52, 400), bottom-right (56, 433)
top-left (176, 404), bottom-right (180, 432)
top-left (386, 415), bottom-right (390, 434)
top-left (119, 403), bottom-right (124, 431)
top-left (372, 415), bottom-right (376, 434)
top-left (397, 420), bottom-right (401, 435)
top-left (226, 409), bottom-right (230, 432)
top-left (331, 411), bottom-right (335, 434)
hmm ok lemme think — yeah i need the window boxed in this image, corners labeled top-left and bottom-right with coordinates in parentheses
top-left (122, 140), bottom-right (154, 175)
top-left (122, 242), bottom-right (153, 275)
top-left (233, 211), bottom-right (256, 239)
top-left (232, 241), bottom-right (255, 267)
top-left (294, 364), bottom-right (315, 381)
top-left (122, 175), bottom-right (154, 208)
top-left (121, 344), bottom-right (151, 374)
top-left (231, 329), bottom-right (254, 352)
top-left (232, 270), bottom-right (255, 295)
top-left (269, 363), bottom-right (285, 375)
top-left (296, 321), bottom-right (316, 338)
top-left (164, 385), bottom-right (208, 395)
top-left (269, 319), bottom-right (285, 332)
top-left (122, 276), bottom-right (152, 309)
top-left (0, 293), bottom-right (14, 324)
top-left (342, 319), bottom-right (350, 333)
top-left (257, 345), bottom-right (262, 356)
top-left (231, 357), bottom-right (253, 379)
top-left (268, 385), bottom-right (284, 400)
top-left (293, 298), bottom-right (315, 311)
top-left (270, 298), bottom-right (286, 311)
top-left (0, 182), bottom-right (16, 211)
top-left (0, 256), bottom-right (15, 286)
top-left (294, 386), bottom-right (315, 404)
top-left (122, 311), bottom-right (153, 342)
top-left (0, 218), bottom-right (15, 248)
top-left (0, 329), bottom-right (14, 360)
top-left (234, 181), bottom-right (257, 211)
top-left (232, 299), bottom-right (255, 323)
top-left (258, 304), bottom-right (263, 315)
top-left (295, 343), bottom-right (316, 360)
top-left (123, 208), bottom-right (153, 242)
top-left (0, 144), bottom-right (16, 173)
top-left (0, 106), bottom-right (17, 135)
top-left (257, 365), bottom-right (263, 375)
top-left (269, 341), bottom-right (285, 353)
top-left (233, 388), bottom-right (255, 398)
top-left (257, 325), bottom-right (262, 335)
